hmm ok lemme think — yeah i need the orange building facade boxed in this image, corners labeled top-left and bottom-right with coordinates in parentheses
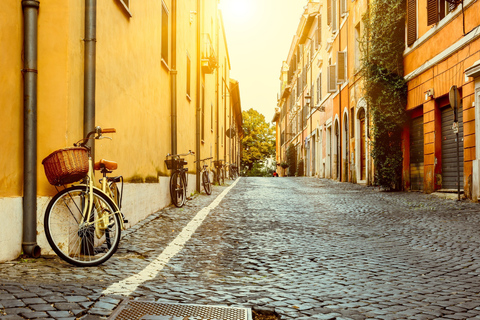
top-left (274, 0), bottom-right (373, 184)
top-left (403, 0), bottom-right (480, 199)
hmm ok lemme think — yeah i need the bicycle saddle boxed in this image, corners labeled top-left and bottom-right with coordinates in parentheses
top-left (94, 159), bottom-right (118, 171)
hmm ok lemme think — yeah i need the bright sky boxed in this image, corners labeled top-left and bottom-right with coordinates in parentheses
top-left (219, 0), bottom-right (309, 124)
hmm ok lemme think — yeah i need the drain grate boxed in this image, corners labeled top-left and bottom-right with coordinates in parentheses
top-left (108, 300), bottom-right (252, 320)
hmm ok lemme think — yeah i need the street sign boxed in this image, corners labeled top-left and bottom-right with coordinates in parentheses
top-left (449, 85), bottom-right (460, 110)
top-left (452, 121), bottom-right (459, 134)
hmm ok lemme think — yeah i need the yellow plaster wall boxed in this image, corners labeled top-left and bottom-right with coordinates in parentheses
top-left (38, 1), bottom-right (84, 196)
top-left (94, 0), bottom-right (172, 182)
top-left (0, 2), bottom-right (23, 197)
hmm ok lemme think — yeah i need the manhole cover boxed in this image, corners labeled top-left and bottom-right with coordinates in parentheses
top-left (108, 300), bottom-right (252, 320)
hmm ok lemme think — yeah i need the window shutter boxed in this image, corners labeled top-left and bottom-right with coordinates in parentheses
top-left (327, 0), bottom-right (332, 27)
top-left (316, 74), bottom-right (322, 103)
top-left (327, 65), bottom-right (337, 93)
top-left (427, 0), bottom-right (438, 26)
top-left (332, 0), bottom-right (337, 32)
top-left (407, 0), bottom-right (417, 46)
top-left (340, 0), bottom-right (347, 15)
top-left (317, 15), bottom-right (322, 48)
top-left (337, 51), bottom-right (347, 84)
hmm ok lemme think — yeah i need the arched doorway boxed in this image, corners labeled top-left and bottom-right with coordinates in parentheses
top-left (334, 120), bottom-right (340, 180)
top-left (343, 112), bottom-right (349, 182)
top-left (358, 108), bottom-right (366, 181)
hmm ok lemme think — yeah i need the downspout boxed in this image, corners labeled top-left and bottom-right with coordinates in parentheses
top-left (84, 0), bottom-right (96, 155)
top-left (22, 0), bottom-right (41, 258)
top-left (195, 0), bottom-right (201, 192)
top-left (171, 0), bottom-right (177, 155)
top-left (216, 15), bottom-right (219, 162)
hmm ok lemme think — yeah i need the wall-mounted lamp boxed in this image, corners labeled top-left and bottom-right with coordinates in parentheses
top-left (425, 88), bottom-right (434, 101)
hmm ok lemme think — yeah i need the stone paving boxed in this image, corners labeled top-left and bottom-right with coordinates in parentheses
top-left (1, 177), bottom-right (480, 320)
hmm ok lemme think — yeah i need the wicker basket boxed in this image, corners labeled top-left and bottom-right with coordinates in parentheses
top-left (213, 160), bottom-right (223, 168)
top-left (42, 147), bottom-right (89, 186)
top-left (165, 158), bottom-right (187, 170)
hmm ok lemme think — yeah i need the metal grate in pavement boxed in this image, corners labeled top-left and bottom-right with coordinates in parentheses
top-left (108, 300), bottom-right (252, 320)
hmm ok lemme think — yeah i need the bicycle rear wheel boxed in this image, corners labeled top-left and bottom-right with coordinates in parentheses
top-left (220, 168), bottom-right (225, 185)
top-left (170, 171), bottom-right (186, 207)
top-left (202, 171), bottom-right (212, 195)
top-left (44, 186), bottom-right (121, 267)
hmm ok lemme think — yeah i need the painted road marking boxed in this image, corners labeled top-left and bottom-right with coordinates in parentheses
top-left (102, 178), bottom-right (240, 296)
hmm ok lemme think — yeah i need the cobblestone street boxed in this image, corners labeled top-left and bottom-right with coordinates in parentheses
top-left (2, 177), bottom-right (480, 320)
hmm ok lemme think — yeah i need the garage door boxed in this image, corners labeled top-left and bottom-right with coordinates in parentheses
top-left (441, 106), bottom-right (463, 190)
top-left (410, 116), bottom-right (424, 191)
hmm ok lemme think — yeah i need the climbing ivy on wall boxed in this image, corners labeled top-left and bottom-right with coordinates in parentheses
top-left (360, 0), bottom-right (408, 190)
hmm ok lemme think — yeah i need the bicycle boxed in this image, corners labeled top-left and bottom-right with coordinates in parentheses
top-left (165, 150), bottom-right (195, 208)
top-left (41, 126), bottom-right (127, 267)
top-left (228, 163), bottom-right (238, 179)
top-left (195, 157), bottom-right (213, 195)
top-left (213, 159), bottom-right (225, 185)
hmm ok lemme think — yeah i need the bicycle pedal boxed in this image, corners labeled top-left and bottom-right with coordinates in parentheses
top-left (186, 197), bottom-right (193, 200)
top-left (123, 219), bottom-right (129, 223)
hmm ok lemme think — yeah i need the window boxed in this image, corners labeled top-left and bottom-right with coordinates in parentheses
top-left (327, 65), bottom-right (337, 93)
top-left (340, 0), bottom-right (347, 16)
top-left (407, 0), bottom-right (417, 46)
top-left (337, 51), bottom-right (347, 84)
top-left (315, 15), bottom-right (322, 49)
top-left (327, 0), bottom-right (332, 27)
top-left (354, 23), bottom-right (361, 71)
top-left (186, 53), bottom-right (191, 98)
top-left (427, 0), bottom-right (461, 26)
top-left (332, 0), bottom-right (337, 33)
top-left (316, 73), bottom-right (322, 104)
top-left (161, 3), bottom-right (169, 64)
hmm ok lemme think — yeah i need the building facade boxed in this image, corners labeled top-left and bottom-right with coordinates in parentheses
top-left (275, 0), bottom-right (480, 202)
top-left (274, 0), bottom-right (372, 184)
top-left (0, 0), bottom-right (242, 262)
top-left (403, 0), bottom-right (480, 199)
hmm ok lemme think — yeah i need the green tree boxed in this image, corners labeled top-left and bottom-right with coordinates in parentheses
top-left (360, 0), bottom-right (407, 190)
top-left (241, 108), bottom-right (276, 173)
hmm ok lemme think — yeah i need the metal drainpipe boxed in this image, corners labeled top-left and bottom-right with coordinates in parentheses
top-left (22, 0), bottom-right (41, 258)
top-left (84, 0), bottom-right (96, 155)
top-left (195, 0), bottom-right (201, 192)
top-left (171, 0), bottom-right (177, 155)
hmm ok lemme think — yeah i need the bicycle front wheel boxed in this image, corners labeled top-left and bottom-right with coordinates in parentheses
top-left (220, 168), bottom-right (225, 185)
top-left (202, 171), bottom-right (212, 195)
top-left (44, 186), bottom-right (121, 267)
top-left (170, 171), bottom-right (186, 207)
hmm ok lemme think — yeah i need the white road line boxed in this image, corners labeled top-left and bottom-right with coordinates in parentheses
top-left (102, 178), bottom-right (240, 296)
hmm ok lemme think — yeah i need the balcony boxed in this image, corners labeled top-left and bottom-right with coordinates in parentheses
top-left (202, 33), bottom-right (217, 74)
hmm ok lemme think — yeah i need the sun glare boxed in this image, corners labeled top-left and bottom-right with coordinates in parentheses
top-left (220, 0), bottom-right (253, 22)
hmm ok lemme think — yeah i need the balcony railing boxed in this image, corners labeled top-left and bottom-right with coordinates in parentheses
top-left (201, 33), bottom-right (217, 74)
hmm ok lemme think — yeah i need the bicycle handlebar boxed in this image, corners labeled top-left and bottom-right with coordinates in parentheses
top-left (194, 157), bottom-right (213, 163)
top-left (166, 150), bottom-right (195, 159)
top-left (75, 126), bottom-right (116, 148)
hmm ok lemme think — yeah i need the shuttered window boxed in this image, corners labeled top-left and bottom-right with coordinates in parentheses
top-left (340, 0), bottom-right (347, 16)
top-left (316, 73), bottom-right (322, 104)
top-left (337, 51), bottom-right (347, 84)
top-left (427, 0), bottom-right (438, 26)
top-left (407, 0), bottom-right (417, 46)
top-left (327, 0), bottom-right (332, 27)
top-left (332, 0), bottom-right (337, 33)
top-left (317, 15), bottom-right (322, 48)
top-left (327, 65), bottom-right (337, 93)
